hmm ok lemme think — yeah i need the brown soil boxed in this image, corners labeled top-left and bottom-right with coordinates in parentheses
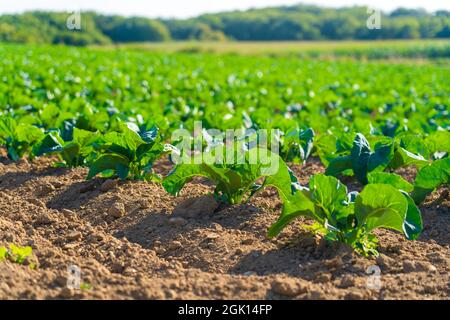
top-left (0, 155), bottom-right (448, 300)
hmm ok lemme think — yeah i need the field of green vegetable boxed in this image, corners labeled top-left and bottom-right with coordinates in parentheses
top-left (0, 43), bottom-right (448, 299)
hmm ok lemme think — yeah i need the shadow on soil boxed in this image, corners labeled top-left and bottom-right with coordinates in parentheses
top-left (119, 203), bottom-right (265, 247)
top-left (46, 178), bottom-right (105, 210)
top-left (119, 201), bottom-right (361, 277)
top-left (231, 240), bottom-right (359, 278)
top-left (0, 166), bottom-right (70, 191)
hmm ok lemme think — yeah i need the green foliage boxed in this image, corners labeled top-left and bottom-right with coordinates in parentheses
top-left (325, 133), bottom-right (394, 184)
top-left (32, 128), bottom-right (99, 167)
top-left (80, 282), bottom-right (93, 290)
top-left (281, 128), bottom-right (315, 164)
top-left (0, 247), bottom-right (6, 261)
top-left (163, 148), bottom-right (293, 205)
top-left (98, 16), bottom-right (170, 42)
top-left (412, 158), bottom-right (450, 204)
top-left (0, 244), bottom-right (35, 268)
top-left (0, 45), bottom-right (448, 258)
top-left (268, 174), bottom-right (423, 256)
top-left (87, 123), bottom-right (167, 181)
top-left (0, 116), bottom-right (44, 161)
top-left (367, 172), bottom-right (414, 192)
top-left (350, 134), bottom-right (394, 184)
top-left (1, 5), bottom-right (450, 46)
top-left (325, 132), bottom-right (435, 184)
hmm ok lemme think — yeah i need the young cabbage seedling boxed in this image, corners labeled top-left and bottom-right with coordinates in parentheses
top-left (0, 116), bottom-right (44, 161)
top-left (325, 132), bottom-right (430, 185)
top-left (268, 174), bottom-right (423, 256)
top-left (163, 148), bottom-right (296, 205)
top-left (411, 157), bottom-right (450, 204)
top-left (280, 127), bottom-right (315, 164)
top-left (32, 128), bottom-right (99, 167)
top-left (87, 122), bottom-right (168, 181)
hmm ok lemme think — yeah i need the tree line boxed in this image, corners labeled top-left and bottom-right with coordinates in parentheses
top-left (0, 5), bottom-right (449, 45)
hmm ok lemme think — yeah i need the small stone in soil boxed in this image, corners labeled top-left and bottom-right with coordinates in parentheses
top-left (211, 223), bottom-right (223, 231)
top-left (28, 198), bottom-right (46, 208)
top-left (52, 181), bottom-right (65, 188)
top-left (169, 217), bottom-right (187, 227)
top-left (325, 257), bottom-right (343, 269)
top-left (156, 247), bottom-right (166, 255)
top-left (241, 238), bottom-right (254, 245)
top-left (271, 278), bottom-right (304, 297)
top-left (300, 237), bottom-right (316, 248)
top-left (415, 261), bottom-right (438, 273)
top-left (338, 275), bottom-right (356, 288)
top-left (169, 241), bottom-right (183, 250)
top-left (61, 209), bottom-right (76, 217)
top-left (35, 214), bottom-right (53, 225)
top-left (423, 284), bottom-right (437, 294)
top-left (100, 179), bottom-right (118, 192)
top-left (305, 290), bottom-right (326, 300)
top-left (54, 275), bottom-right (67, 287)
top-left (206, 233), bottom-right (219, 240)
top-left (315, 272), bottom-right (332, 283)
top-left (402, 260), bottom-right (436, 273)
top-left (66, 231), bottom-right (82, 241)
top-left (108, 202), bottom-right (126, 218)
top-left (59, 287), bottom-right (74, 298)
top-left (38, 183), bottom-right (55, 195)
top-left (111, 262), bottom-right (125, 273)
top-left (377, 253), bottom-right (396, 270)
top-left (138, 199), bottom-right (151, 209)
top-left (88, 233), bottom-right (104, 243)
top-left (345, 291), bottom-right (364, 300)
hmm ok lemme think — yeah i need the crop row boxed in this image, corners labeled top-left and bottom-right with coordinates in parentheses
top-left (1, 115), bottom-right (448, 256)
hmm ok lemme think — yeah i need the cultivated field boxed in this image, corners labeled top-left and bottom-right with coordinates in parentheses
top-left (0, 42), bottom-right (448, 299)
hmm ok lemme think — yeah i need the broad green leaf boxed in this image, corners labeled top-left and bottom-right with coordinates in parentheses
top-left (72, 128), bottom-right (97, 145)
top-left (389, 147), bottom-right (430, 170)
top-left (425, 131), bottom-right (450, 155)
top-left (87, 154), bottom-right (130, 180)
top-left (164, 149), bottom-right (292, 204)
top-left (8, 244), bottom-right (33, 264)
top-left (355, 184), bottom-right (408, 234)
top-left (283, 127), bottom-right (315, 163)
top-left (412, 158), bottom-right (450, 204)
top-left (401, 191), bottom-right (423, 240)
top-left (350, 133), bottom-right (371, 183)
top-left (61, 142), bottom-right (81, 167)
top-left (163, 163), bottom-right (229, 196)
top-left (351, 134), bottom-right (393, 184)
top-left (0, 117), bottom-right (16, 140)
top-left (325, 155), bottom-right (352, 177)
top-left (336, 132), bottom-right (356, 153)
top-left (367, 142), bottom-right (394, 172)
top-left (140, 125), bottom-right (159, 143)
top-left (15, 124), bottom-right (44, 144)
top-left (367, 172), bottom-right (414, 192)
top-left (267, 189), bottom-right (315, 238)
top-left (398, 134), bottom-right (431, 160)
top-left (315, 134), bottom-right (336, 166)
top-left (32, 133), bottom-right (63, 157)
top-left (309, 174), bottom-right (348, 223)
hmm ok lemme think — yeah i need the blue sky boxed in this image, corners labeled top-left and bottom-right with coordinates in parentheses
top-left (1, 0), bottom-right (449, 18)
